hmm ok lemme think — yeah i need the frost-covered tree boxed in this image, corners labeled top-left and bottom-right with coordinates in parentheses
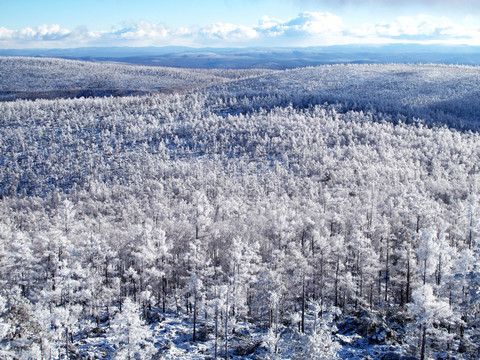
top-left (407, 284), bottom-right (452, 360)
top-left (108, 297), bottom-right (156, 359)
top-left (1, 289), bottom-right (43, 358)
top-left (186, 273), bottom-right (203, 342)
top-left (0, 294), bottom-right (13, 358)
top-left (294, 328), bottom-right (340, 360)
top-left (292, 300), bottom-right (340, 360)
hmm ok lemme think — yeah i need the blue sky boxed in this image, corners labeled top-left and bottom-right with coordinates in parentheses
top-left (1, 0), bottom-right (479, 48)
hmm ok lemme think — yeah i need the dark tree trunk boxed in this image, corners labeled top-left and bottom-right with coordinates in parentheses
top-left (335, 257), bottom-right (340, 308)
top-left (301, 277), bottom-right (305, 333)
top-left (385, 237), bottom-right (389, 303)
top-left (420, 325), bottom-right (427, 360)
top-left (406, 255), bottom-right (411, 304)
top-left (193, 293), bottom-right (197, 342)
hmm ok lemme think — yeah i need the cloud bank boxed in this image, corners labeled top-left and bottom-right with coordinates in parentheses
top-left (0, 12), bottom-right (478, 48)
top-left (294, 0), bottom-right (480, 7)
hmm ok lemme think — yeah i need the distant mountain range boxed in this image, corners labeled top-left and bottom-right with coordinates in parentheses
top-left (1, 44), bottom-right (480, 69)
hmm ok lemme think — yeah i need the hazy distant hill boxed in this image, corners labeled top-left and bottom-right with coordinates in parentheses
top-left (1, 44), bottom-right (480, 69)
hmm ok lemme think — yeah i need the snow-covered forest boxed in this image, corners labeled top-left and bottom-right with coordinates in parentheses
top-left (1, 58), bottom-right (480, 359)
top-left (0, 57), bottom-right (274, 101)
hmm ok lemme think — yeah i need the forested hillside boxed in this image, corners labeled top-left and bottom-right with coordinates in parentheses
top-left (0, 57), bottom-right (273, 101)
top-left (213, 64), bottom-right (480, 131)
top-left (0, 58), bottom-right (479, 359)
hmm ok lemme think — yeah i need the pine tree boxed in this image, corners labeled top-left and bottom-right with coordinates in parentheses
top-left (0, 294), bottom-right (13, 358)
top-left (407, 284), bottom-right (452, 360)
top-left (108, 297), bottom-right (155, 359)
top-left (294, 300), bottom-right (339, 360)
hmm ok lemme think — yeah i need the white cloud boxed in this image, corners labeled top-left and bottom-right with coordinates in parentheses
top-left (18, 28), bottom-right (37, 40)
top-left (0, 27), bottom-right (14, 40)
top-left (113, 21), bottom-right (170, 40)
top-left (0, 13), bottom-right (479, 48)
top-left (17, 24), bottom-right (70, 41)
top-left (347, 15), bottom-right (480, 43)
top-left (0, 24), bottom-right (74, 44)
top-left (37, 24), bottom-right (70, 39)
top-left (284, 12), bottom-right (344, 35)
top-left (257, 12), bottom-right (343, 38)
top-left (376, 15), bottom-right (450, 37)
top-left (295, 0), bottom-right (480, 7)
top-left (195, 12), bottom-right (345, 45)
top-left (200, 23), bottom-right (258, 40)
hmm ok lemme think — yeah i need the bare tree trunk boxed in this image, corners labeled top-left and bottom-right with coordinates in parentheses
top-left (215, 304), bottom-right (218, 359)
top-left (65, 327), bottom-right (69, 360)
top-left (469, 213), bottom-right (473, 249)
top-left (193, 293), bottom-right (197, 342)
top-left (406, 254), bottom-right (411, 304)
top-left (335, 257), bottom-right (340, 308)
top-left (423, 258), bottom-right (427, 285)
top-left (420, 325), bottom-right (427, 360)
top-left (301, 275), bottom-right (305, 333)
top-left (162, 277), bottom-right (167, 313)
top-left (385, 237), bottom-right (389, 303)
top-left (225, 290), bottom-right (229, 360)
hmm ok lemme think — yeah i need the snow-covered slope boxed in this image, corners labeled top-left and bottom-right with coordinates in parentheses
top-left (210, 63), bottom-right (480, 130)
top-left (0, 60), bottom-right (479, 359)
top-left (0, 57), bottom-right (274, 101)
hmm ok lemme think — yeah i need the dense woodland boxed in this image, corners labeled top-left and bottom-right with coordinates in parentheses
top-left (0, 58), bottom-right (480, 359)
top-left (0, 57), bottom-right (273, 101)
